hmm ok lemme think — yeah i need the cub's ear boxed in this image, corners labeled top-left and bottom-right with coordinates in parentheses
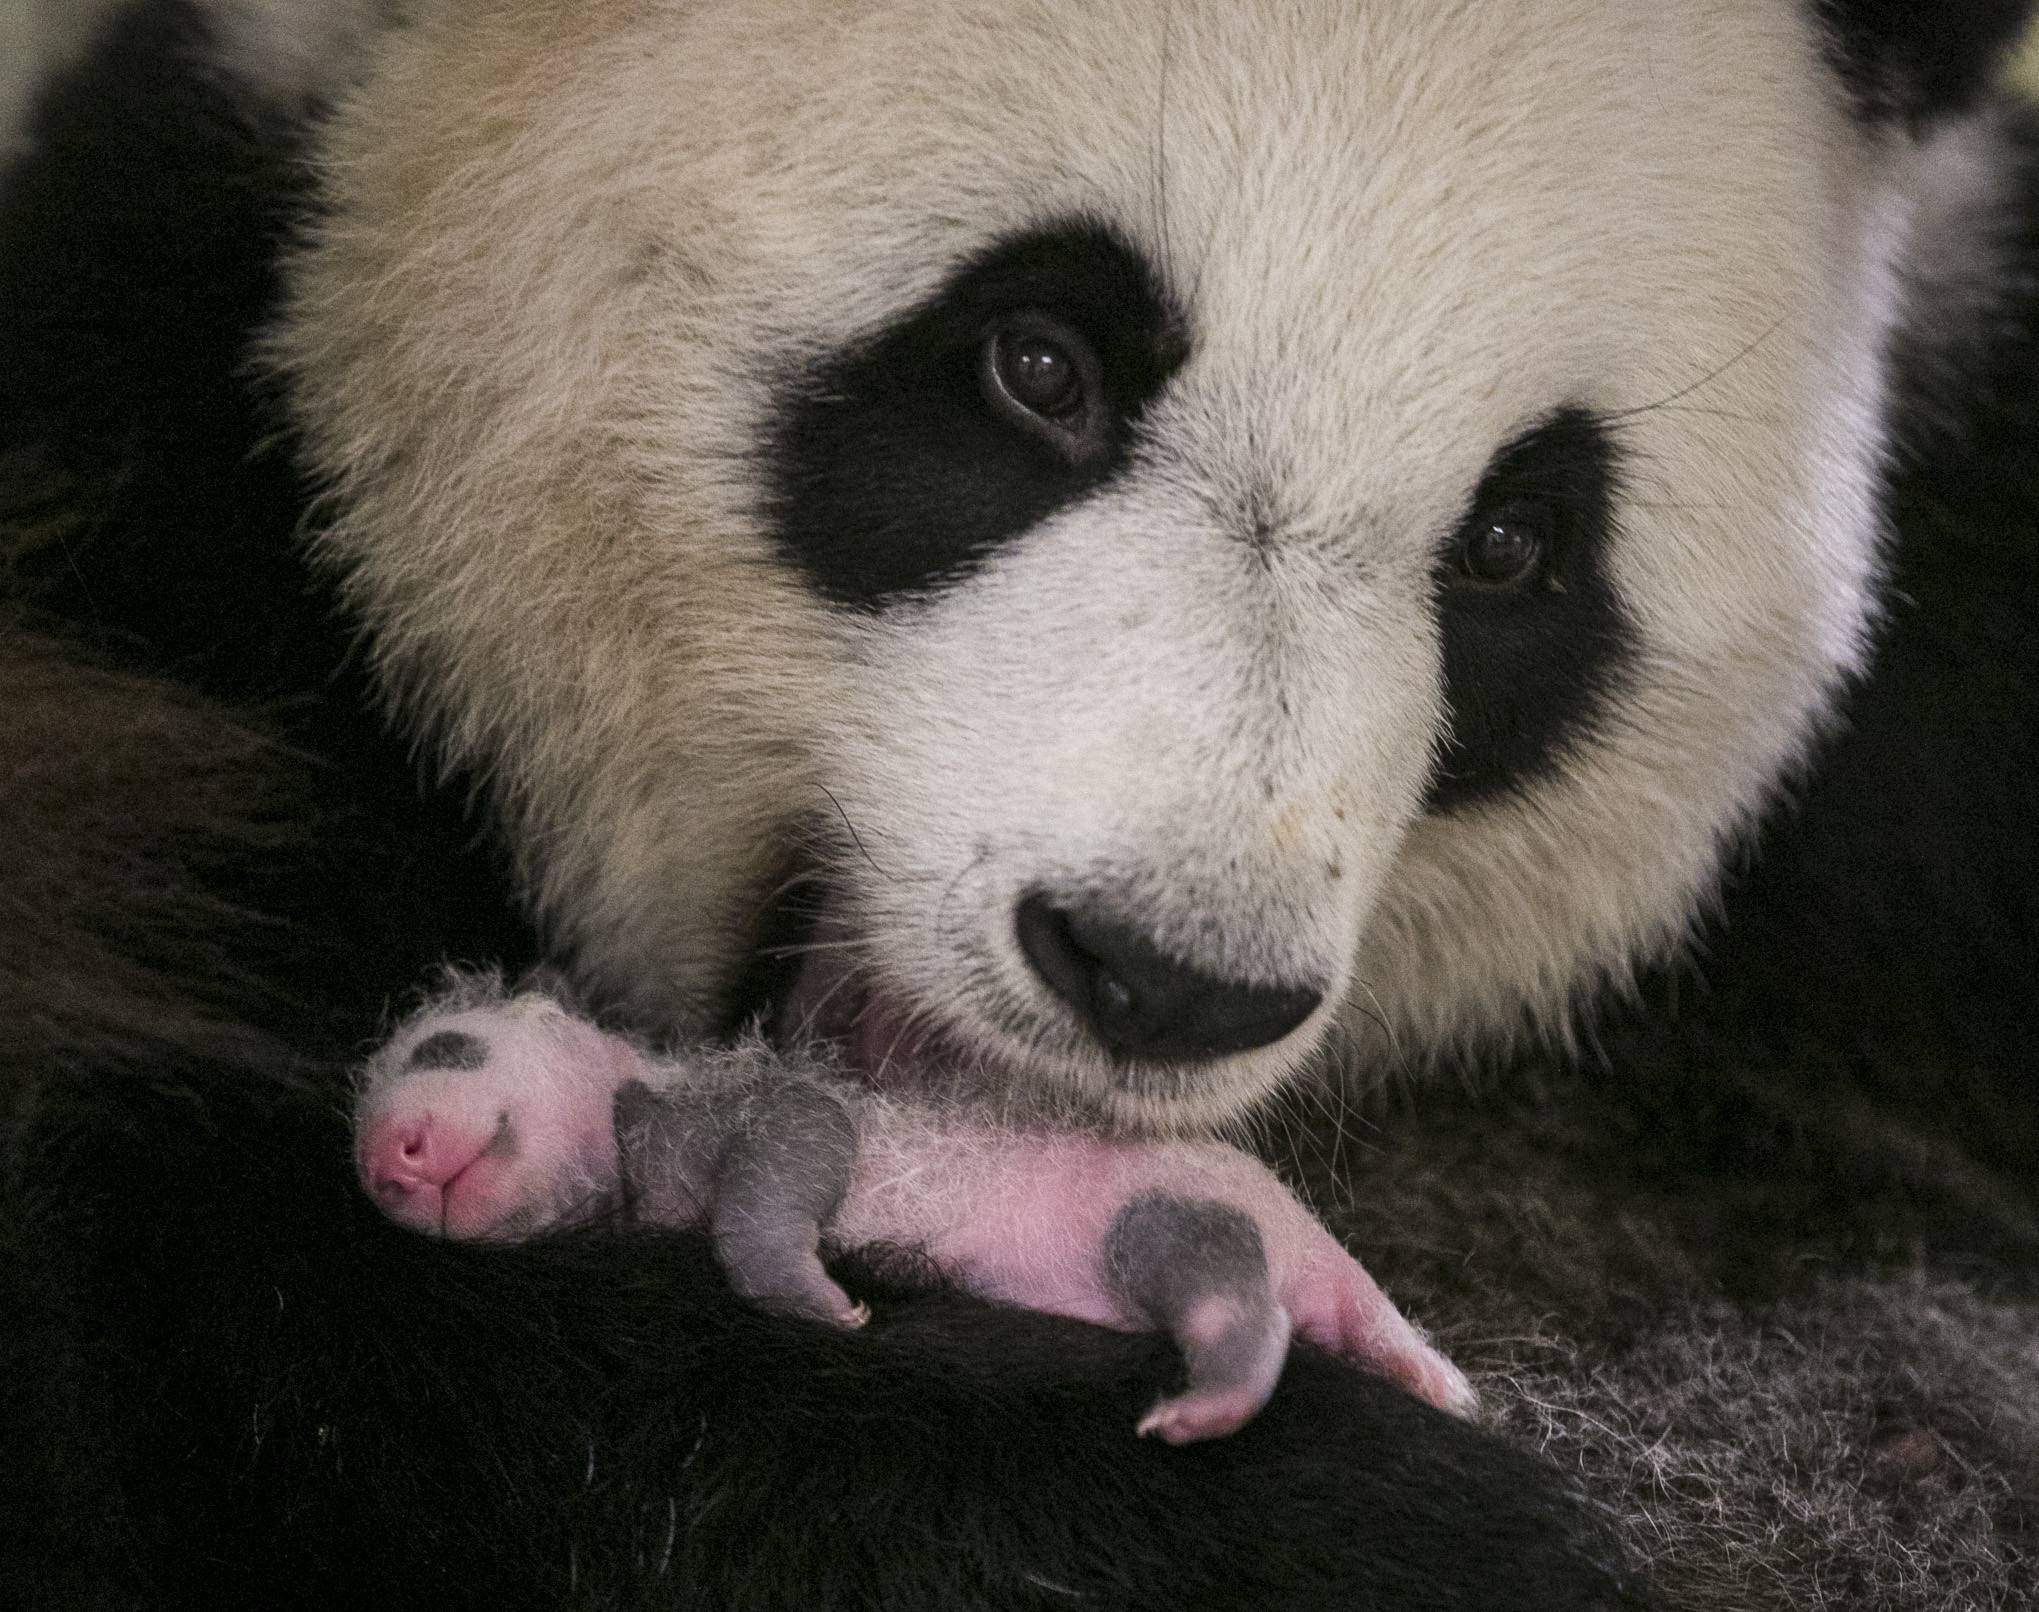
top-left (1814, 0), bottom-right (2036, 127)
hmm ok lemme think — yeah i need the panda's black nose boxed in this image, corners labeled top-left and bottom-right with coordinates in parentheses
top-left (1015, 894), bottom-right (1323, 1061)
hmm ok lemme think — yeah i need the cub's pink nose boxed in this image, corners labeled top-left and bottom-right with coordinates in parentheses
top-left (357, 1114), bottom-right (488, 1231)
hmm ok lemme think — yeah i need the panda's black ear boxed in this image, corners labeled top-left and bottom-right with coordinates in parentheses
top-left (1815, 0), bottom-right (2036, 127)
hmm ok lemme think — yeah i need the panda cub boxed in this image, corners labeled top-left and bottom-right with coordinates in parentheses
top-left (355, 977), bottom-right (1472, 1442)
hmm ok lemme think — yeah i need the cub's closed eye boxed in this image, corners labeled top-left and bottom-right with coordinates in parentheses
top-left (979, 313), bottom-right (1109, 463)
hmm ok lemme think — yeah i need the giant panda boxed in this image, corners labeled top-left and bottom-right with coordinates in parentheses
top-left (3, 1), bottom-right (2036, 1607)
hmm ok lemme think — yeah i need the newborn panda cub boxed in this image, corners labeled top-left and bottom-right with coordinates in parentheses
top-left (354, 981), bottom-right (1474, 1442)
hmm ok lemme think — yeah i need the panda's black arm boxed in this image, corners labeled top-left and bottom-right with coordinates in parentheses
top-left (0, 6), bottom-right (1645, 1609)
top-left (16, 1038), bottom-right (1646, 1610)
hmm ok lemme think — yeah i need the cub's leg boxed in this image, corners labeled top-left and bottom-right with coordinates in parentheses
top-left (1099, 1192), bottom-right (1292, 1442)
top-left (838, 1103), bottom-right (1478, 1441)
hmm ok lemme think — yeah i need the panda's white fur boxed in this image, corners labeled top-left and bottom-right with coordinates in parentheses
top-left (280, 0), bottom-right (1893, 1130)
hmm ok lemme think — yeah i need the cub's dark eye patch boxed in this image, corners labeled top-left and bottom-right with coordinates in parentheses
top-left (1426, 408), bottom-right (1634, 812)
top-left (407, 1030), bottom-right (489, 1072)
top-left (768, 219), bottom-right (1188, 609)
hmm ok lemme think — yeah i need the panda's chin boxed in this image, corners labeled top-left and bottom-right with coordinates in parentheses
top-left (765, 909), bottom-right (1289, 1134)
top-left (775, 943), bottom-right (956, 1094)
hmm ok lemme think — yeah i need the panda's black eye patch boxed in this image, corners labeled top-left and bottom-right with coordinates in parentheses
top-left (768, 219), bottom-right (1187, 609)
top-left (1427, 408), bottom-right (1635, 812)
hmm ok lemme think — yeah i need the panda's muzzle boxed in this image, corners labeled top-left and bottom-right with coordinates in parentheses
top-left (1014, 893), bottom-right (1324, 1061)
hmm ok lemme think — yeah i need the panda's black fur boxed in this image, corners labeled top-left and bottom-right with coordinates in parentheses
top-left (2, 3), bottom-right (2035, 1608)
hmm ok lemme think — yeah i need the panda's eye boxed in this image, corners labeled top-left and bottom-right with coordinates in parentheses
top-left (1456, 501), bottom-right (1553, 587)
top-left (993, 329), bottom-right (1082, 416)
top-left (979, 314), bottom-right (1107, 462)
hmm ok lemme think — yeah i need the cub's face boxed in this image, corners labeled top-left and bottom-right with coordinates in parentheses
top-left (286, 0), bottom-right (1896, 1130)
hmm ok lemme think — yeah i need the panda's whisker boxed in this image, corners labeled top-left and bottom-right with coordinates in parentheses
top-left (1297, 1066), bottom-right (1376, 1184)
top-left (1350, 979), bottom-right (1408, 1083)
top-left (1304, 1092), bottom-right (1353, 1190)
top-left (794, 963), bottom-right (869, 1032)
top-left (1149, 5), bottom-right (1179, 281)
top-left (754, 861), bottom-right (832, 912)
top-left (814, 784), bottom-right (890, 879)
top-left (1227, 1096), bottom-right (1269, 1157)
top-left (756, 933), bottom-right (878, 963)
top-left (1605, 315), bottom-right (1789, 422)
top-left (932, 847), bottom-right (995, 948)
top-left (1277, 1102), bottom-right (1315, 1179)
top-left (1636, 404), bottom-right (1780, 427)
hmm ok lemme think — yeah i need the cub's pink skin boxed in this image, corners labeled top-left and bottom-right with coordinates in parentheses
top-left (828, 1118), bottom-right (1478, 1438)
top-left (354, 985), bottom-right (1475, 1442)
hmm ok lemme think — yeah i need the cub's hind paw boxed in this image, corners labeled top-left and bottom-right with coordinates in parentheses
top-left (1106, 1193), bottom-right (1295, 1443)
top-left (1279, 1255), bottom-right (1479, 1422)
top-left (1098, 1154), bottom-right (1476, 1437)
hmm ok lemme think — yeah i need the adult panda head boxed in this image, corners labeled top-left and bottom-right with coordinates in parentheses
top-left (271, 0), bottom-right (2031, 1132)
